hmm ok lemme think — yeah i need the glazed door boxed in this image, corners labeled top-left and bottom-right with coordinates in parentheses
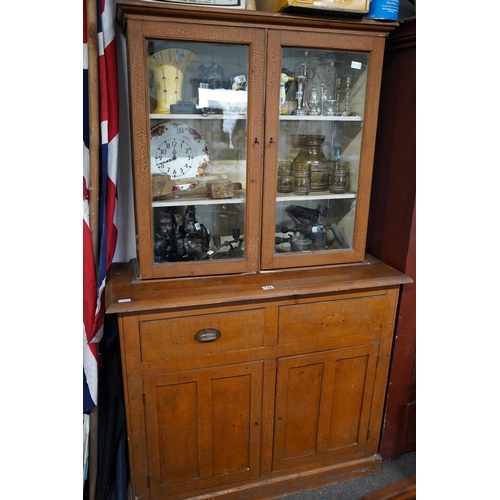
top-left (125, 19), bottom-right (265, 279)
top-left (261, 29), bottom-right (386, 270)
top-left (143, 361), bottom-right (264, 498)
top-left (272, 343), bottom-right (380, 471)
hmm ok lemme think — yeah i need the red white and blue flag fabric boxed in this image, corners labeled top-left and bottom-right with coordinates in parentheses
top-left (83, 0), bottom-right (119, 413)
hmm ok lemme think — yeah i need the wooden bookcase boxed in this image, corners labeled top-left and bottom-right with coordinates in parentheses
top-left (106, 2), bottom-right (411, 498)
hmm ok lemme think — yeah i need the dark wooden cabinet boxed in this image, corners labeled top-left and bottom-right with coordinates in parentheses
top-left (108, 2), bottom-right (411, 498)
top-left (366, 17), bottom-right (416, 459)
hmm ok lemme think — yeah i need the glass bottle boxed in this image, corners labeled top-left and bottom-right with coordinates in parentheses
top-left (292, 134), bottom-right (330, 193)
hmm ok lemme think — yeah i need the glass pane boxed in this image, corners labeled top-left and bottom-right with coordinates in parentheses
top-left (275, 48), bottom-right (368, 255)
top-left (147, 39), bottom-right (248, 263)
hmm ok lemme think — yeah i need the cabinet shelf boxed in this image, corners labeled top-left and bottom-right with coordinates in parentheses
top-left (150, 113), bottom-right (247, 121)
top-left (276, 191), bottom-right (356, 202)
top-left (152, 191), bottom-right (355, 208)
top-left (279, 115), bottom-right (363, 122)
top-left (152, 193), bottom-right (246, 208)
top-left (149, 114), bottom-right (362, 122)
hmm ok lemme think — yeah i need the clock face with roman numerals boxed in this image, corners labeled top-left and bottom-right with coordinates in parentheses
top-left (150, 122), bottom-right (209, 180)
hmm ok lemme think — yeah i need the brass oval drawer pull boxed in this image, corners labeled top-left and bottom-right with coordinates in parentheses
top-left (194, 328), bottom-right (222, 343)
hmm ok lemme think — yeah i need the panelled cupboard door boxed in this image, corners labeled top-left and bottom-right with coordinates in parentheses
top-left (273, 343), bottom-right (379, 471)
top-left (143, 361), bottom-right (264, 498)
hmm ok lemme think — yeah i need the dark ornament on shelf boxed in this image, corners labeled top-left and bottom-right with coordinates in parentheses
top-left (196, 63), bottom-right (231, 90)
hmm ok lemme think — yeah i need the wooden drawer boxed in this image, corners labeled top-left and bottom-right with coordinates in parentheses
top-left (278, 294), bottom-right (387, 345)
top-left (139, 309), bottom-right (265, 362)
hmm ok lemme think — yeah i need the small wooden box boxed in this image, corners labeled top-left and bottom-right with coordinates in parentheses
top-left (256, 0), bottom-right (370, 15)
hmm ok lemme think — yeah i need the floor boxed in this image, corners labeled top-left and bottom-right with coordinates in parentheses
top-left (116, 452), bottom-right (416, 500)
top-left (275, 451), bottom-right (416, 500)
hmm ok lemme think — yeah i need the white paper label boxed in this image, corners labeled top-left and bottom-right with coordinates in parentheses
top-left (351, 61), bottom-right (362, 70)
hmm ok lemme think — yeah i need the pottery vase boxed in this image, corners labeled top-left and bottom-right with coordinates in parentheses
top-left (147, 49), bottom-right (198, 114)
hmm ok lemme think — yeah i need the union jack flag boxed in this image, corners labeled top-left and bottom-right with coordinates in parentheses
top-left (83, 0), bottom-right (119, 413)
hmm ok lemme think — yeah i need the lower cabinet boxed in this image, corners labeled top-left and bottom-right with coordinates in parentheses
top-left (107, 258), bottom-right (410, 499)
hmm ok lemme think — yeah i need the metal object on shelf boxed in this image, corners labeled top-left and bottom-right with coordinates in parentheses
top-left (154, 205), bottom-right (213, 262)
top-left (342, 75), bottom-right (357, 117)
top-left (209, 228), bottom-right (245, 259)
top-left (292, 51), bottom-right (316, 116)
top-left (290, 234), bottom-right (312, 252)
top-left (307, 86), bottom-right (321, 116)
top-left (330, 223), bottom-right (350, 249)
top-left (310, 224), bottom-right (327, 251)
top-left (170, 100), bottom-right (199, 114)
top-left (324, 98), bottom-right (336, 116)
top-left (288, 205), bottom-right (321, 224)
top-left (276, 205), bottom-right (342, 253)
top-left (334, 78), bottom-right (343, 116)
top-left (292, 75), bottom-right (307, 116)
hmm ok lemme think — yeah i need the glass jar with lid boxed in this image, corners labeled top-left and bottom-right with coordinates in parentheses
top-left (292, 134), bottom-right (330, 194)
